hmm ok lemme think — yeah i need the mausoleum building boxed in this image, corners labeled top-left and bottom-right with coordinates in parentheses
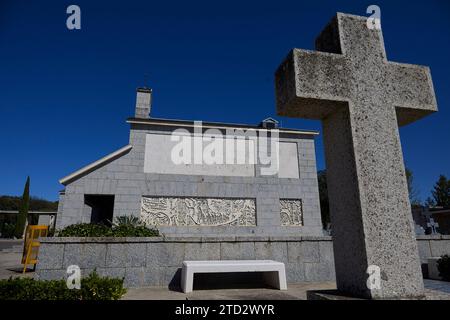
top-left (56, 88), bottom-right (323, 236)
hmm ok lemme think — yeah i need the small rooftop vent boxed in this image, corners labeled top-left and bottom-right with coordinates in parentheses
top-left (260, 117), bottom-right (279, 129)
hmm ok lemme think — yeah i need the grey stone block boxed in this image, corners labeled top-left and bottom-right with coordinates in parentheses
top-left (235, 236), bottom-right (270, 242)
top-left (63, 244), bottom-right (107, 268)
top-left (185, 243), bottom-right (220, 260)
top-left (146, 242), bottom-right (185, 267)
top-left (288, 241), bottom-right (320, 263)
top-left (254, 242), bottom-right (288, 263)
top-left (37, 244), bottom-right (64, 269)
top-left (286, 263), bottom-right (306, 283)
top-left (124, 267), bottom-right (145, 287)
top-left (417, 240), bottom-right (432, 262)
top-left (220, 242), bottom-right (255, 260)
top-left (80, 244), bottom-right (106, 268)
top-left (106, 243), bottom-right (146, 268)
top-left (63, 243), bottom-right (84, 268)
top-left (163, 266), bottom-right (182, 288)
top-left (304, 262), bottom-right (335, 282)
top-left (97, 267), bottom-right (126, 279)
top-left (201, 236), bottom-right (237, 242)
top-left (35, 269), bottom-right (66, 281)
top-left (319, 241), bottom-right (334, 263)
top-left (143, 266), bottom-right (165, 286)
top-left (430, 240), bottom-right (450, 257)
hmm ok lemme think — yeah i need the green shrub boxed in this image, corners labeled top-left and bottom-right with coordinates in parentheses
top-left (0, 271), bottom-right (126, 300)
top-left (56, 218), bottom-right (159, 237)
top-left (111, 215), bottom-right (142, 227)
top-left (437, 255), bottom-right (450, 281)
top-left (0, 222), bottom-right (16, 238)
top-left (57, 223), bottom-right (113, 237)
top-left (111, 224), bottom-right (159, 237)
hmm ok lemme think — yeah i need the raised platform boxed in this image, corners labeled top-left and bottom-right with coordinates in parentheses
top-left (35, 235), bottom-right (335, 287)
top-left (35, 235), bottom-right (450, 288)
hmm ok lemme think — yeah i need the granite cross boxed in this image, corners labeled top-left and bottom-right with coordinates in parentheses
top-left (275, 13), bottom-right (437, 299)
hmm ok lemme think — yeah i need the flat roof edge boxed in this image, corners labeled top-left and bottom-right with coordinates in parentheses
top-left (126, 117), bottom-right (320, 136)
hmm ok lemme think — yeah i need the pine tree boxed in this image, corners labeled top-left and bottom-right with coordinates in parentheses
top-left (431, 175), bottom-right (450, 208)
top-left (14, 176), bottom-right (30, 239)
top-left (406, 168), bottom-right (421, 206)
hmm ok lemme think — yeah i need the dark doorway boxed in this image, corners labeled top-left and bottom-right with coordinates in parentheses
top-left (84, 195), bottom-right (114, 225)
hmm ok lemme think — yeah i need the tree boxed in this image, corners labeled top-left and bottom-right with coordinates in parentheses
top-left (406, 168), bottom-right (421, 206)
top-left (425, 196), bottom-right (435, 207)
top-left (317, 170), bottom-right (330, 229)
top-left (14, 177), bottom-right (30, 239)
top-left (0, 195), bottom-right (58, 211)
top-left (431, 175), bottom-right (450, 208)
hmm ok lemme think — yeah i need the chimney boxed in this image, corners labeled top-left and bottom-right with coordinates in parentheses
top-left (135, 87), bottom-right (152, 119)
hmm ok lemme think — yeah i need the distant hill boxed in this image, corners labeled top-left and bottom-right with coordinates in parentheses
top-left (0, 195), bottom-right (58, 211)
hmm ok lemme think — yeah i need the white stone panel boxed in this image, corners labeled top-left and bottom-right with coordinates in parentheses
top-left (278, 142), bottom-right (300, 178)
top-left (144, 133), bottom-right (256, 176)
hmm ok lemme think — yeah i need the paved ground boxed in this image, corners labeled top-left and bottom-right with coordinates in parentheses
top-left (0, 245), bottom-right (449, 300)
top-left (0, 239), bottom-right (34, 278)
top-left (122, 280), bottom-right (450, 300)
top-left (423, 279), bottom-right (450, 300)
top-left (122, 282), bottom-right (337, 300)
top-left (0, 239), bottom-right (23, 251)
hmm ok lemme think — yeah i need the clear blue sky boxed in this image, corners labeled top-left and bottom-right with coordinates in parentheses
top-left (0, 0), bottom-right (449, 201)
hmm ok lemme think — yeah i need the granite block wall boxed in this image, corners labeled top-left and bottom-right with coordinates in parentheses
top-left (36, 236), bottom-right (335, 287)
top-left (35, 235), bottom-right (450, 288)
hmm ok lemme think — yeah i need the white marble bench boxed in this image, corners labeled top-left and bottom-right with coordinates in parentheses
top-left (181, 260), bottom-right (287, 293)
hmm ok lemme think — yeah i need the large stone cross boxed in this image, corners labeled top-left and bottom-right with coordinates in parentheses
top-left (275, 13), bottom-right (437, 299)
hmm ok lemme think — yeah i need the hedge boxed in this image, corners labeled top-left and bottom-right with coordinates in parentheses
top-left (438, 255), bottom-right (450, 281)
top-left (0, 271), bottom-right (126, 300)
top-left (56, 223), bottom-right (159, 237)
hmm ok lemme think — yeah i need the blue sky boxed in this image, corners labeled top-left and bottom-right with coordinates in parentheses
top-left (0, 0), bottom-right (449, 201)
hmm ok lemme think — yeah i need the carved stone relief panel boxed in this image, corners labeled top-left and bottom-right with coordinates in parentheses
top-left (140, 196), bottom-right (256, 226)
top-left (280, 199), bottom-right (303, 226)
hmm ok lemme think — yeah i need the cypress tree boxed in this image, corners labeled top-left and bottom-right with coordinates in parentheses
top-left (14, 176), bottom-right (30, 239)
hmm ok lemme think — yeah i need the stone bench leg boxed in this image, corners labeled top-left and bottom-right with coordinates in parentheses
top-left (263, 270), bottom-right (287, 290)
top-left (181, 266), bottom-right (193, 293)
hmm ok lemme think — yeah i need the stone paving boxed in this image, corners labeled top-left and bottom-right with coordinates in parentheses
top-left (121, 280), bottom-right (450, 300)
top-left (122, 282), bottom-right (337, 300)
top-left (0, 239), bottom-right (23, 251)
top-left (0, 240), bottom-right (33, 279)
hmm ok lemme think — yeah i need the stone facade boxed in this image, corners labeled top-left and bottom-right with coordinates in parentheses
top-left (35, 235), bottom-right (450, 288)
top-left (57, 116), bottom-right (323, 236)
